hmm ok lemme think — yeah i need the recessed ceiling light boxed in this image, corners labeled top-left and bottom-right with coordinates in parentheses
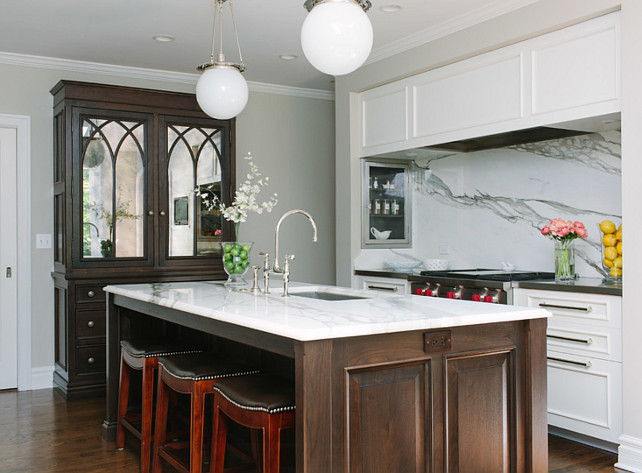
top-left (153, 35), bottom-right (175, 42)
top-left (380, 4), bottom-right (402, 12)
top-left (279, 54), bottom-right (298, 60)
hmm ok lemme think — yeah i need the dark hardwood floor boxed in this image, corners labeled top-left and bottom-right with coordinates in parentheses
top-left (0, 388), bottom-right (626, 472)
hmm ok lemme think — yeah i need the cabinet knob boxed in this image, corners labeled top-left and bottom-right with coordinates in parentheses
top-left (87, 320), bottom-right (95, 328)
top-left (87, 290), bottom-right (95, 298)
top-left (148, 210), bottom-right (154, 216)
top-left (160, 211), bottom-right (166, 216)
top-left (87, 357), bottom-right (95, 364)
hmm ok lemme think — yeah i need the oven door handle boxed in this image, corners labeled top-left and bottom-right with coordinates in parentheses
top-left (539, 302), bottom-right (592, 312)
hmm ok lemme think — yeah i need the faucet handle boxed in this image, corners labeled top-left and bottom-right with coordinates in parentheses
top-left (259, 251), bottom-right (270, 271)
top-left (284, 254), bottom-right (295, 271)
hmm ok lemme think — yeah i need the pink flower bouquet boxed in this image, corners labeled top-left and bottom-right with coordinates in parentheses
top-left (540, 219), bottom-right (588, 248)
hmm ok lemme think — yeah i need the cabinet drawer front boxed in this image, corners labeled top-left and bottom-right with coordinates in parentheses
top-left (76, 309), bottom-right (106, 340)
top-left (547, 350), bottom-right (622, 443)
top-left (517, 289), bottom-right (621, 328)
top-left (547, 325), bottom-right (621, 362)
top-left (75, 285), bottom-right (106, 304)
top-left (75, 345), bottom-right (106, 376)
top-left (359, 277), bottom-right (408, 294)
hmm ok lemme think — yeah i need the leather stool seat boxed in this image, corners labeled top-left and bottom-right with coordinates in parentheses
top-left (152, 353), bottom-right (260, 473)
top-left (212, 373), bottom-right (295, 414)
top-left (158, 353), bottom-right (258, 381)
top-left (210, 374), bottom-right (296, 473)
top-left (117, 339), bottom-right (204, 473)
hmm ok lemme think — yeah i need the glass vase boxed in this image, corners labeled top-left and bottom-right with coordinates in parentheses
top-left (554, 241), bottom-right (575, 281)
top-left (221, 242), bottom-right (253, 287)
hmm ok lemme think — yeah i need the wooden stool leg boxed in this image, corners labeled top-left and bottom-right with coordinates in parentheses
top-left (209, 398), bottom-right (228, 473)
top-left (140, 358), bottom-right (155, 473)
top-left (151, 370), bottom-right (169, 473)
top-left (116, 355), bottom-right (130, 450)
top-left (251, 430), bottom-right (262, 473)
top-left (190, 383), bottom-right (206, 473)
top-left (263, 418), bottom-right (281, 473)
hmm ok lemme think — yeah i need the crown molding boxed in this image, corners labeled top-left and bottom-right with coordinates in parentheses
top-left (367, 0), bottom-right (540, 65)
top-left (0, 51), bottom-right (334, 101)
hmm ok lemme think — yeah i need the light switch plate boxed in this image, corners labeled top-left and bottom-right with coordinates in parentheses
top-left (36, 234), bottom-right (52, 249)
top-left (439, 245), bottom-right (449, 255)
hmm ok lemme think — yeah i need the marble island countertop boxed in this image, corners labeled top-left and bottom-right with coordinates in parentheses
top-left (104, 281), bottom-right (549, 342)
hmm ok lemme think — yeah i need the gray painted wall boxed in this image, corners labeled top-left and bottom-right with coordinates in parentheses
top-left (0, 62), bottom-right (335, 372)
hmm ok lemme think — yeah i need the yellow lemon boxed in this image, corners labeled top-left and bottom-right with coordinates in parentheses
top-left (602, 234), bottom-right (617, 247)
top-left (614, 256), bottom-right (623, 269)
top-left (599, 220), bottom-right (616, 234)
top-left (616, 229), bottom-right (622, 241)
top-left (610, 267), bottom-right (622, 277)
top-left (617, 241), bottom-right (622, 256)
top-left (603, 258), bottom-right (614, 268)
top-left (619, 224), bottom-right (622, 232)
top-left (604, 246), bottom-right (617, 260)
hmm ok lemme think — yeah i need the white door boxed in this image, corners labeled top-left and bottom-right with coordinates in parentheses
top-left (0, 127), bottom-right (18, 389)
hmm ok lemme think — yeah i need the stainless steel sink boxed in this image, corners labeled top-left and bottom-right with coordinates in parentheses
top-left (291, 291), bottom-right (369, 301)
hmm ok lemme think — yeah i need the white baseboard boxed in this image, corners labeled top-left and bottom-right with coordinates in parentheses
top-left (30, 366), bottom-right (53, 390)
top-left (617, 435), bottom-right (642, 472)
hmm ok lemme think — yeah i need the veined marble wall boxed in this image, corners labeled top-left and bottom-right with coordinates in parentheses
top-left (355, 131), bottom-right (622, 278)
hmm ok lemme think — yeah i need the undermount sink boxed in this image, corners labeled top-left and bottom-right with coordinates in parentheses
top-left (290, 291), bottom-right (370, 301)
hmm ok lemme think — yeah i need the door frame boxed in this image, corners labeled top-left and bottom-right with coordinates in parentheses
top-left (0, 114), bottom-right (31, 391)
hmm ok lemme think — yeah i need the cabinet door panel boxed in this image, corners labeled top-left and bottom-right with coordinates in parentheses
top-left (360, 85), bottom-right (408, 150)
top-left (346, 361), bottom-right (428, 473)
top-left (444, 349), bottom-right (515, 473)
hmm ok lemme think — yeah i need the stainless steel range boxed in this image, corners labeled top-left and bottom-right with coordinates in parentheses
top-left (409, 269), bottom-right (554, 304)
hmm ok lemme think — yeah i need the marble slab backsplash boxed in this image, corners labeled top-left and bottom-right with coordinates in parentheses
top-left (355, 131), bottom-right (621, 278)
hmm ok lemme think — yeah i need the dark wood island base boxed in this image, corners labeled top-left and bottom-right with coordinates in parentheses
top-left (103, 290), bottom-right (547, 473)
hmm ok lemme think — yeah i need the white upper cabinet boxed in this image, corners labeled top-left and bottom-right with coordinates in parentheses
top-left (360, 81), bottom-right (409, 149)
top-left (358, 11), bottom-right (620, 158)
top-left (413, 50), bottom-right (523, 139)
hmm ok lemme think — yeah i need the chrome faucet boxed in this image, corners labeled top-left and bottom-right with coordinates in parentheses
top-left (272, 209), bottom-right (318, 297)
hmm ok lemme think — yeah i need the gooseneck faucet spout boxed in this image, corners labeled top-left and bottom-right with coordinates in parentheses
top-left (273, 209), bottom-right (318, 274)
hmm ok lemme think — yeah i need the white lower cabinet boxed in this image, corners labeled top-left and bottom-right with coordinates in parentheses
top-left (353, 275), bottom-right (409, 294)
top-left (514, 288), bottom-right (622, 445)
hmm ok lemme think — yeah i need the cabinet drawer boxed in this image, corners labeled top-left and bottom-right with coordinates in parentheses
top-left (75, 345), bottom-right (106, 376)
top-left (547, 350), bottom-right (622, 443)
top-left (76, 308), bottom-right (106, 340)
top-left (75, 285), bottom-right (106, 304)
top-left (516, 289), bottom-right (621, 329)
top-left (357, 276), bottom-right (408, 294)
top-left (547, 325), bottom-right (621, 362)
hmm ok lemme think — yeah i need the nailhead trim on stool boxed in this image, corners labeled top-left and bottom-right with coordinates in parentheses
top-left (210, 373), bottom-right (296, 473)
top-left (117, 340), bottom-right (204, 473)
top-left (151, 353), bottom-right (260, 473)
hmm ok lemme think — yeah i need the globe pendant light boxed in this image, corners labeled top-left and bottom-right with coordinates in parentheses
top-left (301, 0), bottom-right (373, 76)
top-left (196, 0), bottom-right (248, 120)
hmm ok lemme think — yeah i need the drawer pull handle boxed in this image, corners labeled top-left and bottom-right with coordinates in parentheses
top-left (367, 285), bottom-right (398, 292)
top-left (547, 356), bottom-right (592, 368)
top-left (547, 334), bottom-right (593, 345)
top-left (539, 302), bottom-right (591, 312)
top-left (87, 357), bottom-right (95, 364)
top-left (87, 290), bottom-right (95, 298)
top-left (87, 320), bottom-right (95, 328)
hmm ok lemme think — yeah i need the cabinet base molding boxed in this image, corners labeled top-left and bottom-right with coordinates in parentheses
top-left (53, 371), bottom-right (105, 401)
top-left (616, 435), bottom-right (642, 472)
top-left (549, 425), bottom-right (618, 454)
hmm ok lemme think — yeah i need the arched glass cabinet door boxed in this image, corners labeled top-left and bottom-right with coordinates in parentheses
top-left (160, 118), bottom-right (232, 266)
top-left (80, 116), bottom-right (147, 261)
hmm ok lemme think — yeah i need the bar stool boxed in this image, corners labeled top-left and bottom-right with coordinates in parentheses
top-left (117, 339), bottom-right (203, 473)
top-left (152, 352), bottom-right (260, 473)
top-left (209, 373), bottom-right (296, 473)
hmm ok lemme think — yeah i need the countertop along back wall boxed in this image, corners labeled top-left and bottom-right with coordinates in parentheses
top-left (0, 60), bottom-right (335, 384)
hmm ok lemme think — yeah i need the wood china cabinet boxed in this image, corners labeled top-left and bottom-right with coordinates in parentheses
top-left (51, 81), bottom-right (235, 399)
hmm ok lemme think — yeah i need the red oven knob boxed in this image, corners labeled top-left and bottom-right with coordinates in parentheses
top-left (447, 291), bottom-right (455, 299)
top-left (472, 294), bottom-right (481, 302)
top-left (484, 295), bottom-right (493, 303)
top-left (415, 288), bottom-right (423, 295)
top-left (424, 289), bottom-right (433, 296)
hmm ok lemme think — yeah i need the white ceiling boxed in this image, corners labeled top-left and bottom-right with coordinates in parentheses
top-left (0, 0), bottom-right (539, 92)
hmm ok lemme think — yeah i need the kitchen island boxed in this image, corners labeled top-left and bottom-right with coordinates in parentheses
top-left (103, 281), bottom-right (550, 473)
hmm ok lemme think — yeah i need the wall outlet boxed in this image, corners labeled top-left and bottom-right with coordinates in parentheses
top-left (439, 245), bottom-right (449, 255)
top-left (36, 234), bottom-right (52, 249)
